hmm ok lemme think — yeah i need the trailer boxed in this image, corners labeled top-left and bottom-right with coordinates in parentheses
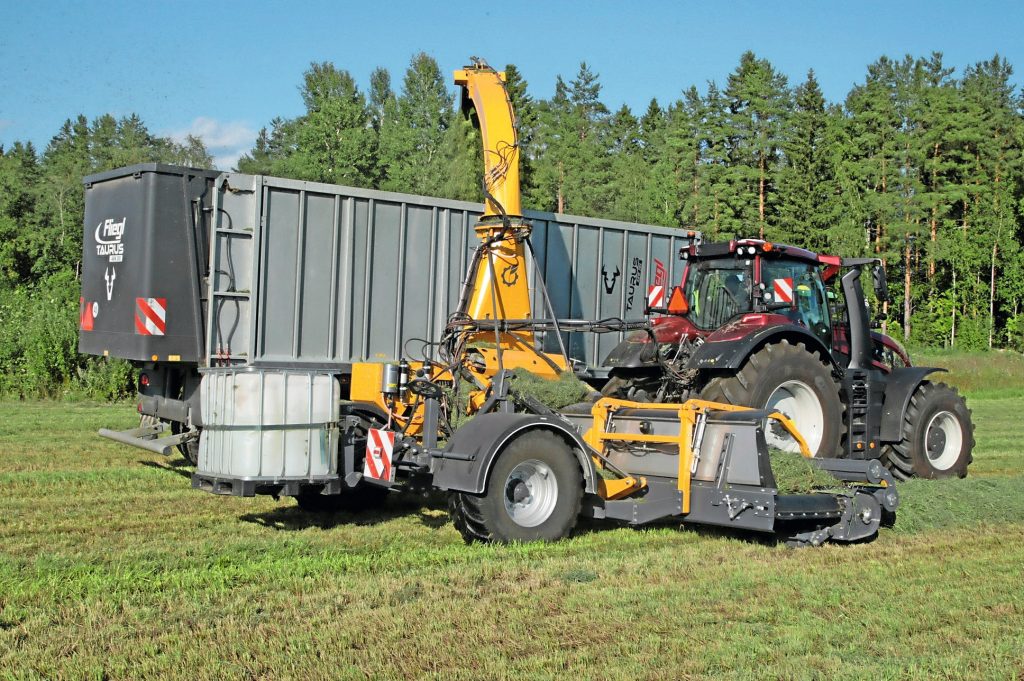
top-left (81, 164), bottom-right (693, 460)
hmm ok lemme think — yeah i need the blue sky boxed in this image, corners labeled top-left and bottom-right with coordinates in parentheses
top-left (2, 1), bottom-right (1022, 169)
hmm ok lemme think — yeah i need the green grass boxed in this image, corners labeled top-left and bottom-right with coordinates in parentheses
top-left (2, 355), bottom-right (1024, 679)
top-left (912, 349), bottom-right (1024, 397)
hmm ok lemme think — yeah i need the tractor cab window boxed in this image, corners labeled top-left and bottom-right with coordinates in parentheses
top-left (761, 260), bottom-right (832, 345)
top-left (683, 258), bottom-right (754, 330)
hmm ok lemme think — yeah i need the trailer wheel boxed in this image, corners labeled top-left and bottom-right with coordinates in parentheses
top-left (700, 340), bottom-right (843, 457)
top-left (449, 430), bottom-right (583, 543)
top-left (883, 382), bottom-right (973, 480)
top-left (295, 485), bottom-right (389, 513)
top-left (171, 422), bottom-right (200, 466)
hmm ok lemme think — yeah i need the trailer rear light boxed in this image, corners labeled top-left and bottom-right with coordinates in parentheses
top-left (762, 242), bottom-right (774, 252)
top-left (140, 373), bottom-right (150, 387)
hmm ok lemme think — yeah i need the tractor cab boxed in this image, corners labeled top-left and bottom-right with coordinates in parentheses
top-left (676, 240), bottom-right (834, 348)
top-left (604, 239), bottom-right (839, 368)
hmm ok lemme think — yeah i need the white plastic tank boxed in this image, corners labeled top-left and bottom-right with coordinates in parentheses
top-left (198, 368), bottom-right (340, 480)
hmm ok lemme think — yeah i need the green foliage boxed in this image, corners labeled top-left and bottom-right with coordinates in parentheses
top-left (0, 272), bottom-right (131, 399)
top-left (767, 448), bottom-right (844, 493)
top-left (509, 368), bottom-right (593, 410)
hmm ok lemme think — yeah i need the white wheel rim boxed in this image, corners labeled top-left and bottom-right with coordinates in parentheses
top-left (924, 411), bottom-right (963, 471)
top-left (503, 459), bottom-right (558, 528)
top-left (764, 380), bottom-right (825, 454)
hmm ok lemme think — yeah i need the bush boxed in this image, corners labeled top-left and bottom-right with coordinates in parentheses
top-left (0, 272), bottom-right (135, 399)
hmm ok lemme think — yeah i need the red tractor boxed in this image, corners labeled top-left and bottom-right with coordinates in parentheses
top-left (601, 238), bottom-right (973, 479)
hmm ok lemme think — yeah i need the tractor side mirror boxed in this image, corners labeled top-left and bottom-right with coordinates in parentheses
top-left (872, 264), bottom-right (889, 303)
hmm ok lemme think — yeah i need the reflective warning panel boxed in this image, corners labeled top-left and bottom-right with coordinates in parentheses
top-left (135, 297), bottom-right (167, 336)
top-left (647, 285), bottom-right (665, 309)
top-left (364, 428), bottom-right (395, 482)
top-left (773, 278), bottom-right (794, 304)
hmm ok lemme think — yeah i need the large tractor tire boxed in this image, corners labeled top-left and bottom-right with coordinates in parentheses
top-left (449, 430), bottom-right (583, 543)
top-left (882, 381), bottom-right (974, 480)
top-left (700, 339), bottom-right (843, 457)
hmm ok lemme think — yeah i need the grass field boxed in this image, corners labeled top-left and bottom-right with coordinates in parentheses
top-left (2, 355), bottom-right (1024, 679)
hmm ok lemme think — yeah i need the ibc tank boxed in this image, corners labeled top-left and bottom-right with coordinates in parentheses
top-left (198, 368), bottom-right (340, 480)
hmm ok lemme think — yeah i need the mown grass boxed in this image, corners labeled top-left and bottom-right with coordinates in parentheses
top-left (1, 355), bottom-right (1024, 679)
top-left (912, 348), bottom-right (1024, 397)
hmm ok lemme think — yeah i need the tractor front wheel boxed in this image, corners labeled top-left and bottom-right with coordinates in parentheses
top-left (449, 430), bottom-right (583, 543)
top-left (883, 382), bottom-right (974, 480)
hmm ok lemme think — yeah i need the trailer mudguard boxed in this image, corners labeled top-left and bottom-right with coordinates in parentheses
top-left (431, 413), bottom-right (598, 495)
top-left (879, 367), bottom-right (945, 442)
top-left (686, 324), bottom-right (834, 371)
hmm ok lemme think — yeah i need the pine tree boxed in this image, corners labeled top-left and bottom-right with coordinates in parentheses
top-left (607, 104), bottom-right (647, 222)
top-left (723, 51), bottom-right (792, 239)
top-left (277, 62), bottom-right (377, 187)
top-left (502, 64), bottom-right (539, 206)
top-left (777, 70), bottom-right (833, 251)
top-left (378, 52), bottom-right (454, 195)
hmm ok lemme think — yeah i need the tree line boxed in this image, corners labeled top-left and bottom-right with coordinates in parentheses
top-left (236, 51), bottom-right (1024, 352)
top-left (1, 50), bottom-right (1022, 395)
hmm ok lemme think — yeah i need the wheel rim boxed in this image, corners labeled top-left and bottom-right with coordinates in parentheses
top-left (503, 459), bottom-right (559, 528)
top-left (764, 380), bottom-right (825, 454)
top-left (924, 410), bottom-right (963, 471)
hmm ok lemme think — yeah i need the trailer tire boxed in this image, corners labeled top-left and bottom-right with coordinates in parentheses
top-left (295, 485), bottom-right (389, 513)
top-left (882, 382), bottom-right (973, 480)
top-left (700, 339), bottom-right (843, 457)
top-left (171, 422), bottom-right (200, 466)
top-left (449, 430), bottom-right (583, 543)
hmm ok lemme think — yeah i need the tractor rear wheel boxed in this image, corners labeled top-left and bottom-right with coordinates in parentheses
top-left (449, 430), bottom-right (583, 543)
top-left (882, 382), bottom-right (973, 480)
top-left (700, 340), bottom-right (843, 457)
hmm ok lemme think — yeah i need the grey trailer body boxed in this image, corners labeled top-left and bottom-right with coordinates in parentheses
top-left (206, 173), bottom-right (693, 373)
top-left (80, 164), bottom-right (693, 449)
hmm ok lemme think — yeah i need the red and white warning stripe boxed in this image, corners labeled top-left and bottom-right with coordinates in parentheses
top-left (135, 297), bottom-right (167, 336)
top-left (773, 278), bottom-right (794, 304)
top-left (647, 285), bottom-right (666, 309)
top-left (364, 428), bottom-right (395, 482)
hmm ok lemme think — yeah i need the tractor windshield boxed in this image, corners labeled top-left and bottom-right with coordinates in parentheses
top-left (683, 258), bottom-right (753, 330)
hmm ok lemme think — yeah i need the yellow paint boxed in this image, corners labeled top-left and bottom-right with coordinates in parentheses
top-left (453, 64), bottom-right (520, 218)
top-left (454, 61), bottom-right (540, 351)
top-left (597, 475), bottom-right (645, 501)
top-left (765, 411), bottom-right (812, 458)
top-left (582, 397), bottom-right (816, 510)
top-left (350, 361), bottom-right (454, 438)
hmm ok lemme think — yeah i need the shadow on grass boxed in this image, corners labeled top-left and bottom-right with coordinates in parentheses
top-left (139, 459), bottom-right (194, 479)
top-left (239, 492), bottom-right (451, 532)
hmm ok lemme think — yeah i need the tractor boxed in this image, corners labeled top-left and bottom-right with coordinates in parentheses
top-left (600, 238), bottom-right (974, 480)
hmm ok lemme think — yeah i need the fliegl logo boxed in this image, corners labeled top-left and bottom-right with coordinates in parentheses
top-left (95, 217), bottom-right (126, 263)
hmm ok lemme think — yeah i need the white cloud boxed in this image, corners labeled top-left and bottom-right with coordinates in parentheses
top-left (168, 117), bottom-right (257, 171)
